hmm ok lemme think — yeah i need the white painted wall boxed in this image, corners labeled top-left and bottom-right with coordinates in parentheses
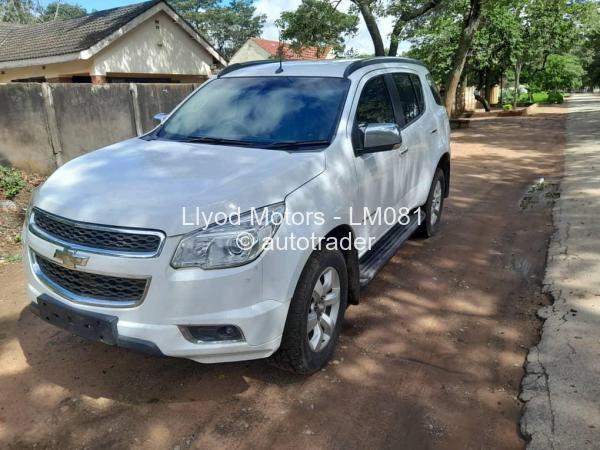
top-left (92, 11), bottom-right (214, 77)
top-left (229, 40), bottom-right (270, 65)
top-left (0, 60), bottom-right (91, 83)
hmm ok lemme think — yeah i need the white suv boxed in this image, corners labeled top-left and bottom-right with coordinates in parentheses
top-left (23, 57), bottom-right (450, 374)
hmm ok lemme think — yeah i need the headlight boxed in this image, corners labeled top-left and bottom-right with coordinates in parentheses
top-left (171, 203), bottom-right (285, 269)
top-left (24, 186), bottom-right (40, 224)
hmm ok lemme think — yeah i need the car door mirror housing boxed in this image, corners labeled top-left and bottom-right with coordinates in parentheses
top-left (153, 112), bottom-right (168, 123)
top-left (360, 123), bottom-right (402, 154)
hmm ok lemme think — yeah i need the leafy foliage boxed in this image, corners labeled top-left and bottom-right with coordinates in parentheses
top-left (407, 0), bottom-right (597, 106)
top-left (0, 166), bottom-right (26, 200)
top-left (169, 0), bottom-right (266, 59)
top-left (405, 0), bottom-right (467, 85)
top-left (40, 1), bottom-right (86, 21)
top-left (0, 0), bottom-right (42, 23)
top-left (0, 0), bottom-right (86, 23)
top-left (547, 91), bottom-right (564, 104)
top-left (276, 0), bottom-right (359, 56)
top-left (538, 54), bottom-right (584, 92)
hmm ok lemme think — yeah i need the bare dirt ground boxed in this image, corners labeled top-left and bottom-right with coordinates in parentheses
top-left (0, 105), bottom-right (566, 450)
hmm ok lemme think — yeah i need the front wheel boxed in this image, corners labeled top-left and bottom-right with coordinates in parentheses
top-left (416, 167), bottom-right (446, 238)
top-left (270, 249), bottom-right (348, 374)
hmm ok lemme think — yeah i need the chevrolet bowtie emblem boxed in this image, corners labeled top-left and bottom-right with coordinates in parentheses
top-left (53, 248), bottom-right (89, 269)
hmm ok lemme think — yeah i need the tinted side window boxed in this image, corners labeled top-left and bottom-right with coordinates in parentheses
top-left (426, 73), bottom-right (444, 106)
top-left (410, 74), bottom-right (425, 111)
top-left (356, 76), bottom-right (395, 124)
top-left (392, 73), bottom-right (421, 124)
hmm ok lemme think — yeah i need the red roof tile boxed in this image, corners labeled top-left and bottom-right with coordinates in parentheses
top-left (250, 38), bottom-right (332, 60)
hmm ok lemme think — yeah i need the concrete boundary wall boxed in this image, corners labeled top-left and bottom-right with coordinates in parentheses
top-left (0, 82), bottom-right (199, 175)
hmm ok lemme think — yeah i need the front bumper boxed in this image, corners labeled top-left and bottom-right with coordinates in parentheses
top-left (23, 226), bottom-right (289, 364)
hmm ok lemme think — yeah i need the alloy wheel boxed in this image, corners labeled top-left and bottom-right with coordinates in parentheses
top-left (307, 267), bottom-right (341, 352)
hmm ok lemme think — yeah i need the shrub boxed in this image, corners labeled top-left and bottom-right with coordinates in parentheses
top-left (547, 92), bottom-right (564, 104)
top-left (0, 166), bottom-right (26, 199)
top-left (503, 103), bottom-right (513, 111)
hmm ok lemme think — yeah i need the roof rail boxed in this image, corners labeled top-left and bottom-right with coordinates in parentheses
top-left (217, 60), bottom-right (279, 78)
top-left (343, 57), bottom-right (427, 78)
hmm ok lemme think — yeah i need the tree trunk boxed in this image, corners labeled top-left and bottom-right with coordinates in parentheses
top-left (389, 0), bottom-right (442, 57)
top-left (389, 19), bottom-right (405, 56)
top-left (513, 62), bottom-right (522, 107)
top-left (352, 0), bottom-right (385, 56)
top-left (483, 68), bottom-right (492, 104)
top-left (444, 0), bottom-right (483, 116)
top-left (475, 93), bottom-right (490, 112)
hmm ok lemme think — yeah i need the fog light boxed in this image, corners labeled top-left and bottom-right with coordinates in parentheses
top-left (180, 325), bottom-right (244, 343)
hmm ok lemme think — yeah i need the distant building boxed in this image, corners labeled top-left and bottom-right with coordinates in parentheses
top-left (229, 38), bottom-right (334, 65)
top-left (0, 0), bottom-right (227, 84)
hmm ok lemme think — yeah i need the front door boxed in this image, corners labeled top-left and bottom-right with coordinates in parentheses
top-left (350, 74), bottom-right (402, 247)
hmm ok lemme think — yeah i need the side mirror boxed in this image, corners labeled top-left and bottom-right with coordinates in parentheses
top-left (360, 123), bottom-right (402, 154)
top-left (153, 112), bottom-right (168, 123)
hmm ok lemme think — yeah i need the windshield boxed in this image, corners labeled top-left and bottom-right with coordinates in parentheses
top-left (155, 76), bottom-right (350, 149)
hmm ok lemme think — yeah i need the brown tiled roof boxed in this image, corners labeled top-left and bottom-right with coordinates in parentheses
top-left (250, 38), bottom-right (332, 60)
top-left (0, 0), bottom-right (163, 63)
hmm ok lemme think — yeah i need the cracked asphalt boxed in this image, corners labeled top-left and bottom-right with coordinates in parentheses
top-left (521, 93), bottom-right (600, 449)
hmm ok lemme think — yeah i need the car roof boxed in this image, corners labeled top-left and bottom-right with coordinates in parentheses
top-left (218, 57), bottom-right (428, 79)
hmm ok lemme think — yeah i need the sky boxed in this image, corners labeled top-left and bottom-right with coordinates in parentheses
top-left (38, 0), bottom-right (409, 55)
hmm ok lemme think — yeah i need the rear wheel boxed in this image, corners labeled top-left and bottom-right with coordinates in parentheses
top-left (416, 168), bottom-right (445, 238)
top-left (270, 249), bottom-right (348, 374)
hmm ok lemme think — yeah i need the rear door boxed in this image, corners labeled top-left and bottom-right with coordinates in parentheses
top-left (389, 71), bottom-right (428, 210)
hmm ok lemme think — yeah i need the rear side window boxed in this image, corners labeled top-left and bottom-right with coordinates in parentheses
top-left (392, 73), bottom-right (421, 125)
top-left (355, 76), bottom-right (395, 124)
top-left (410, 74), bottom-right (425, 111)
top-left (426, 73), bottom-right (444, 106)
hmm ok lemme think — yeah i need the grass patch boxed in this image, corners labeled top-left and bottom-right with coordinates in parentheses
top-left (518, 92), bottom-right (567, 105)
top-left (0, 254), bottom-right (22, 263)
top-left (0, 165), bottom-right (26, 200)
top-left (518, 92), bottom-right (549, 104)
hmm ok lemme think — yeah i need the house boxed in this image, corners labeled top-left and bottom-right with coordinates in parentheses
top-left (229, 38), bottom-right (334, 65)
top-left (0, 0), bottom-right (227, 84)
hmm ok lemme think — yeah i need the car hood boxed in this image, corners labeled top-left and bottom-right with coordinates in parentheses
top-left (35, 138), bottom-right (325, 236)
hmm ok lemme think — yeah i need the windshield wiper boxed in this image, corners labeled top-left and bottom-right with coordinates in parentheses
top-left (174, 136), bottom-right (260, 147)
top-left (263, 140), bottom-right (331, 150)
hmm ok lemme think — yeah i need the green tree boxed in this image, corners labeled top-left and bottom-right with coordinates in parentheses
top-left (349, 0), bottom-right (445, 56)
top-left (41, 2), bottom-right (87, 21)
top-left (275, 0), bottom-right (444, 58)
top-left (275, 0), bottom-right (359, 56)
top-left (0, 0), bottom-right (41, 23)
top-left (443, 0), bottom-right (483, 114)
top-left (406, 1), bottom-right (464, 84)
top-left (408, 0), bottom-right (596, 111)
top-left (406, 0), bottom-right (484, 113)
top-left (538, 54), bottom-right (584, 92)
top-left (167, 0), bottom-right (218, 22)
top-left (170, 0), bottom-right (266, 59)
top-left (586, 30), bottom-right (600, 87)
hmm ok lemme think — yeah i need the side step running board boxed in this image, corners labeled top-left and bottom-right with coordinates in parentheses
top-left (358, 211), bottom-right (422, 287)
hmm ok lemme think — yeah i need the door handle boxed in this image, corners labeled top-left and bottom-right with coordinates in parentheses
top-left (399, 147), bottom-right (409, 156)
top-left (430, 128), bottom-right (438, 134)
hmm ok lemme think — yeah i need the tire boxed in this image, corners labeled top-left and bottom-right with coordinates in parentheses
top-left (270, 248), bottom-right (348, 374)
top-left (416, 167), bottom-right (446, 238)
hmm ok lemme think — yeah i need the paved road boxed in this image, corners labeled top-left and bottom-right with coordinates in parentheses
top-left (521, 94), bottom-right (600, 449)
top-left (0, 105), bottom-right (567, 449)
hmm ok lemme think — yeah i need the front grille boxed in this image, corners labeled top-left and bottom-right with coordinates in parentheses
top-left (32, 208), bottom-right (163, 255)
top-left (36, 255), bottom-right (148, 304)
